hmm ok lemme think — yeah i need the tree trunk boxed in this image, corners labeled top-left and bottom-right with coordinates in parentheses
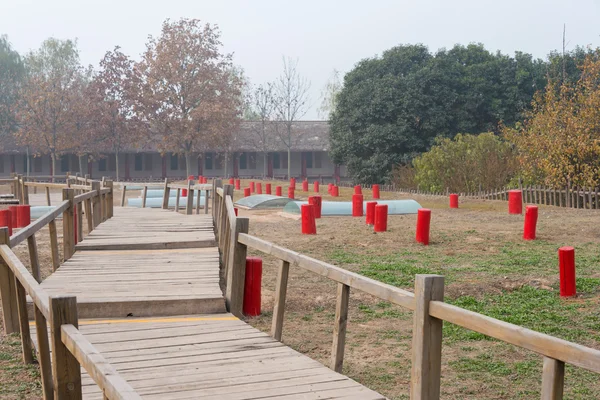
top-left (287, 148), bottom-right (291, 180)
top-left (224, 152), bottom-right (229, 178)
top-left (263, 152), bottom-right (268, 179)
top-left (51, 153), bottom-right (56, 183)
top-left (78, 154), bottom-right (84, 176)
top-left (115, 151), bottom-right (119, 181)
top-left (26, 147), bottom-right (30, 177)
top-left (185, 151), bottom-right (193, 178)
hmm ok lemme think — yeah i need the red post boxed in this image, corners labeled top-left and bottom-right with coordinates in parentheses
top-left (449, 193), bottom-right (459, 209)
top-left (352, 194), bottom-right (363, 217)
top-left (374, 204), bottom-right (388, 232)
top-left (558, 247), bottom-right (576, 297)
top-left (308, 195), bottom-right (322, 219)
top-left (302, 180), bottom-right (308, 192)
top-left (365, 201), bottom-right (377, 225)
top-left (328, 183), bottom-right (333, 194)
top-left (249, 181), bottom-right (255, 193)
top-left (523, 205), bottom-right (538, 240)
top-left (313, 181), bottom-right (319, 193)
top-left (188, 175), bottom-right (194, 181)
top-left (235, 179), bottom-right (241, 190)
top-left (244, 188), bottom-right (251, 197)
top-left (229, 178), bottom-right (234, 185)
top-left (508, 190), bottom-right (523, 214)
top-left (73, 204), bottom-right (78, 245)
top-left (0, 210), bottom-right (12, 235)
top-left (243, 257), bottom-right (263, 316)
top-left (288, 186), bottom-right (295, 199)
top-left (301, 204), bottom-right (317, 234)
top-left (256, 182), bottom-right (263, 195)
top-left (276, 186), bottom-right (282, 196)
top-left (8, 206), bottom-right (18, 229)
top-left (372, 184), bottom-right (380, 199)
top-left (182, 188), bottom-right (188, 197)
top-left (234, 208), bottom-right (238, 216)
top-left (331, 186), bottom-right (339, 197)
top-left (290, 177), bottom-right (296, 189)
top-left (416, 208), bottom-right (431, 245)
top-left (265, 183), bottom-right (272, 195)
top-left (354, 185), bottom-right (362, 195)
top-left (16, 205), bottom-right (31, 228)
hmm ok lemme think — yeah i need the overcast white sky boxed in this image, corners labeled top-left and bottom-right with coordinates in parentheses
top-left (2, 0), bottom-right (600, 119)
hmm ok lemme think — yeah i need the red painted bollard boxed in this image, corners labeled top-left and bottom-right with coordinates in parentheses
top-left (235, 179), bottom-right (241, 190)
top-left (301, 204), bottom-right (317, 234)
top-left (249, 181), bottom-right (255, 193)
top-left (352, 194), bottom-right (363, 217)
top-left (558, 246), bottom-right (576, 297)
top-left (234, 208), bottom-right (238, 216)
top-left (523, 205), bottom-right (538, 240)
top-left (16, 205), bottom-right (31, 228)
top-left (374, 204), bottom-right (388, 232)
top-left (182, 188), bottom-right (188, 197)
top-left (416, 208), bottom-right (431, 245)
top-left (365, 201), bottom-right (377, 225)
top-left (308, 195), bottom-right (322, 219)
top-left (276, 186), bottom-right (282, 196)
top-left (328, 183), bottom-right (333, 194)
top-left (256, 182), bottom-right (263, 195)
top-left (288, 186), bottom-right (295, 199)
top-left (74, 204), bottom-right (78, 245)
top-left (372, 184), bottom-right (380, 199)
top-left (8, 206), bottom-right (18, 229)
top-left (229, 178), bottom-right (234, 185)
top-left (314, 181), bottom-right (319, 193)
top-left (290, 177), bottom-right (296, 189)
top-left (188, 175), bottom-right (194, 181)
top-left (244, 188), bottom-right (251, 197)
top-left (449, 193), bottom-right (459, 209)
top-left (508, 190), bottom-right (523, 215)
top-left (243, 257), bottom-right (263, 316)
top-left (265, 183), bottom-right (272, 195)
top-left (354, 185), bottom-right (362, 195)
top-left (302, 180), bottom-right (308, 192)
top-left (331, 186), bottom-right (339, 197)
top-left (0, 210), bottom-right (12, 235)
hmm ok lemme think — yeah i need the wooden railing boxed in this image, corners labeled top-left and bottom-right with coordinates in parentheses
top-left (212, 181), bottom-right (600, 400)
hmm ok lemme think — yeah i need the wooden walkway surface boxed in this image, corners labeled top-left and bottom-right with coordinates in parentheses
top-left (32, 206), bottom-right (386, 399)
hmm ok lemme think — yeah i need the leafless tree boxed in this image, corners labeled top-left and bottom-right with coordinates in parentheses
top-left (247, 83), bottom-right (275, 178)
top-left (273, 57), bottom-right (310, 179)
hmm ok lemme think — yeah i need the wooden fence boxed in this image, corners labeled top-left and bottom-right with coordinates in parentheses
top-left (213, 181), bottom-right (600, 400)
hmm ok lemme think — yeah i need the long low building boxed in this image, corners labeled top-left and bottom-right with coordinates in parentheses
top-left (0, 121), bottom-right (348, 181)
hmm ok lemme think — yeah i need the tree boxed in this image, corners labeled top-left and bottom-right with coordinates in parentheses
top-left (247, 83), bottom-right (275, 178)
top-left (134, 18), bottom-right (243, 177)
top-left (318, 69), bottom-right (342, 119)
top-left (0, 35), bottom-right (24, 140)
top-left (273, 57), bottom-right (310, 179)
top-left (16, 38), bottom-right (82, 177)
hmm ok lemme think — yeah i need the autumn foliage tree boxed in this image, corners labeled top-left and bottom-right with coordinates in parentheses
top-left (134, 19), bottom-right (243, 177)
top-left (504, 53), bottom-right (600, 188)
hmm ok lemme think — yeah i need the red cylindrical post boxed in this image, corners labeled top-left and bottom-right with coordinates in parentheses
top-left (302, 180), bottom-right (308, 192)
top-left (365, 201), bottom-right (377, 225)
top-left (276, 186), bottom-right (282, 196)
top-left (372, 184), bottom-right (380, 199)
top-left (288, 186), bottom-right (295, 199)
top-left (416, 208), bottom-right (431, 245)
top-left (308, 196), bottom-right (322, 219)
top-left (235, 179), bottom-right (241, 190)
top-left (301, 204), bottom-right (317, 234)
top-left (331, 186), bottom-right (339, 197)
top-left (508, 190), bottom-right (523, 214)
top-left (523, 205), bottom-right (538, 240)
top-left (313, 181), bottom-right (319, 193)
top-left (234, 208), bottom-right (238, 216)
top-left (249, 181), bottom-right (255, 193)
top-left (558, 246), bottom-right (576, 297)
top-left (290, 177), bottom-right (296, 189)
top-left (352, 194), bottom-right (363, 217)
top-left (16, 205), bottom-right (31, 228)
top-left (243, 257), bottom-right (263, 316)
top-left (0, 210), bottom-right (13, 236)
top-left (8, 206), bottom-right (18, 229)
top-left (354, 185), bottom-right (362, 195)
top-left (229, 178), bottom-right (234, 185)
top-left (182, 188), bottom-right (188, 197)
top-left (188, 175), bottom-right (194, 181)
top-left (328, 183), bottom-right (333, 194)
top-left (449, 193), bottom-right (459, 209)
top-left (243, 188), bottom-right (251, 197)
top-left (265, 183), bottom-right (272, 195)
top-left (256, 183), bottom-right (263, 195)
top-left (374, 204), bottom-right (388, 232)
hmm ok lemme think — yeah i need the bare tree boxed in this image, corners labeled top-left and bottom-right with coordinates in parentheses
top-left (273, 57), bottom-right (310, 179)
top-left (248, 83), bottom-right (275, 178)
top-left (318, 69), bottom-right (342, 119)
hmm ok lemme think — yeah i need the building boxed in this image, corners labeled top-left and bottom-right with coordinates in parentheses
top-left (0, 121), bottom-right (347, 181)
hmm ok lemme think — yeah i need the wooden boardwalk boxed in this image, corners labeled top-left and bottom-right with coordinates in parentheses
top-left (32, 205), bottom-right (386, 399)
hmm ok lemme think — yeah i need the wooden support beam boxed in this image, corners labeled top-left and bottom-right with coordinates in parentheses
top-left (175, 188), bottom-right (181, 213)
top-left (34, 304), bottom-right (53, 400)
top-left (541, 357), bottom-right (564, 400)
top-left (84, 198), bottom-right (93, 234)
top-left (331, 282), bottom-right (350, 373)
top-left (106, 180), bottom-right (114, 218)
top-left (15, 278), bottom-right (33, 363)
top-left (141, 186), bottom-right (148, 208)
top-left (271, 260), bottom-right (290, 341)
top-left (91, 182), bottom-right (101, 228)
top-left (27, 235), bottom-right (41, 283)
top-left (204, 189), bottom-right (209, 215)
top-left (226, 217), bottom-right (249, 318)
top-left (121, 185), bottom-right (127, 207)
top-left (49, 220), bottom-right (60, 272)
top-left (162, 178), bottom-right (169, 209)
top-left (0, 227), bottom-right (19, 333)
top-left (186, 181), bottom-right (193, 215)
top-left (46, 186), bottom-right (51, 206)
top-left (62, 188), bottom-right (75, 262)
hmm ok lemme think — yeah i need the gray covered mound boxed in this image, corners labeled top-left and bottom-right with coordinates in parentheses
top-left (234, 195), bottom-right (296, 209)
top-left (283, 200), bottom-right (422, 216)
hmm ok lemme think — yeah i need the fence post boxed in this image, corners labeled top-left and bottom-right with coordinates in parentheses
top-left (27, 234), bottom-right (41, 283)
top-left (50, 295), bottom-right (82, 399)
top-left (219, 185), bottom-right (233, 251)
top-left (331, 282), bottom-right (350, 373)
top-left (204, 189), bottom-right (209, 215)
top-left (106, 180), bottom-right (114, 218)
top-left (541, 357), bottom-right (564, 400)
top-left (162, 178), bottom-right (170, 209)
top-left (271, 260), bottom-right (290, 341)
top-left (121, 184), bottom-right (127, 207)
top-left (0, 227), bottom-right (19, 334)
top-left (16, 175), bottom-right (22, 204)
top-left (34, 304), bottom-right (53, 400)
top-left (142, 186), bottom-right (148, 208)
top-left (22, 176), bottom-right (29, 205)
top-left (186, 180), bottom-right (193, 215)
top-left (226, 217), bottom-right (249, 318)
top-left (411, 274), bottom-right (444, 400)
top-left (62, 188), bottom-right (75, 261)
top-left (91, 181), bottom-right (101, 228)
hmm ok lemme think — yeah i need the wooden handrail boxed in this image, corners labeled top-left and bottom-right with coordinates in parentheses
top-left (225, 195), bottom-right (236, 229)
top-left (61, 324), bottom-right (142, 400)
top-left (9, 200), bottom-right (70, 247)
top-left (74, 190), bottom-right (96, 204)
top-left (216, 187), bottom-right (224, 196)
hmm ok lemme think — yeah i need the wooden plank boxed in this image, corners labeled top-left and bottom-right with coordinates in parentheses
top-left (331, 282), bottom-right (350, 373)
top-left (15, 278), bottom-right (34, 363)
top-left (410, 275), bottom-right (444, 400)
top-left (271, 260), bottom-right (290, 341)
top-left (9, 200), bottom-right (69, 247)
top-left (541, 357), bottom-right (564, 400)
top-left (34, 304), bottom-right (53, 400)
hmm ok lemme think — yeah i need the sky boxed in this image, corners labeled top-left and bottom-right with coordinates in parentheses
top-left (2, 0), bottom-right (600, 119)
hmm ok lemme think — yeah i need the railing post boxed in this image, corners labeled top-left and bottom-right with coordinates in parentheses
top-left (410, 274), bottom-right (444, 400)
top-left (186, 180), bottom-right (193, 215)
top-left (204, 189), bottom-right (209, 215)
top-left (106, 180), bottom-right (114, 218)
top-left (331, 282), bottom-right (350, 373)
top-left (0, 227), bottom-right (19, 334)
top-left (541, 357), bottom-right (565, 400)
top-left (76, 201), bottom-right (83, 243)
top-left (50, 295), bottom-right (82, 399)
top-left (271, 260), bottom-right (290, 341)
top-left (91, 181), bottom-right (101, 228)
top-left (121, 184), bottom-right (127, 207)
top-left (212, 179), bottom-right (222, 222)
top-left (62, 188), bottom-right (75, 261)
top-left (27, 234), bottom-right (41, 283)
top-left (16, 175), bottom-right (22, 204)
top-left (219, 185), bottom-right (233, 251)
top-left (45, 186), bottom-right (51, 206)
top-left (162, 178), bottom-right (170, 209)
top-left (226, 217), bottom-right (249, 317)
top-left (142, 186), bottom-right (148, 208)
top-left (175, 188), bottom-right (181, 213)
top-left (34, 304), bottom-right (53, 400)
top-left (22, 176), bottom-right (29, 205)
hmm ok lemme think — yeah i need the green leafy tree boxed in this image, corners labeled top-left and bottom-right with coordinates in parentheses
top-left (0, 35), bottom-right (24, 139)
